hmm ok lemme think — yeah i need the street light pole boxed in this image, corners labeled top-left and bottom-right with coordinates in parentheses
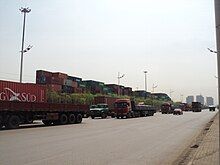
top-left (19, 7), bottom-right (31, 83)
top-left (152, 84), bottom-right (158, 93)
top-left (117, 72), bottom-right (125, 95)
top-left (170, 89), bottom-right (174, 100)
top-left (144, 71), bottom-right (147, 99)
top-left (214, 0), bottom-right (220, 107)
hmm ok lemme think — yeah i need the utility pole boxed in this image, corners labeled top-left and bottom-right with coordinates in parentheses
top-left (117, 72), bottom-right (125, 95)
top-left (170, 89), bottom-right (174, 100)
top-left (19, 7), bottom-right (31, 83)
top-left (144, 71), bottom-right (147, 99)
top-left (152, 84), bottom-right (158, 93)
top-left (214, 0), bottom-right (220, 107)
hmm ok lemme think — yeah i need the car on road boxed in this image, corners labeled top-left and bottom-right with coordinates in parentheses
top-left (173, 108), bottom-right (183, 115)
top-left (90, 104), bottom-right (109, 119)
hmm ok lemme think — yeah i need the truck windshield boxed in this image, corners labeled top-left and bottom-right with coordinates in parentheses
top-left (115, 102), bottom-right (129, 108)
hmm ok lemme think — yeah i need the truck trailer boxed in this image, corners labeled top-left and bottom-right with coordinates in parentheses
top-left (113, 99), bottom-right (156, 119)
top-left (0, 80), bottom-right (89, 129)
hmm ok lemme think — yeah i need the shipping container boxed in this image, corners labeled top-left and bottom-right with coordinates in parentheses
top-left (67, 76), bottom-right (82, 82)
top-left (50, 76), bottom-right (64, 85)
top-left (36, 70), bottom-right (53, 84)
top-left (64, 79), bottom-right (73, 87)
top-left (0, 80), bottom-right (46, 103)
top-left (46, 84), bottom-right (62, 92)
top-left (62, 85), bottom-right (74, 93)
top-left (52, 72), bottom-right (68, 80)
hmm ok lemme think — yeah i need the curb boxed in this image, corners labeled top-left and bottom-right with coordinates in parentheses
top-left (172, 112), bottom-right (219, 165)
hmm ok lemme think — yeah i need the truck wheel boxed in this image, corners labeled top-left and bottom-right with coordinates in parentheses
top-left (0, 115), bottom-right (3, 129)
top-left (101, 113), bottom-right (106, 119)
top-left (126, 113), bottom-right (131, 118)
top-left (59, 114), bottom-right (68, 125)
top-left (91, 115), bottom-right (95, 119)
top-left (76, 114), bottom-right (82, 123)
top-left (6, 115), bottom-right (20, 129)
top-left (42, 120), bottom-right (52, 126)
top-left (117, 116), bottom-right (120, 119)
top-left (68, 114), bottom-right (76, 124)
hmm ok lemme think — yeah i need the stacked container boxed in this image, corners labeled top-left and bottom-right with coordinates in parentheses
top-left (123, 87), bottom-right (132, 96)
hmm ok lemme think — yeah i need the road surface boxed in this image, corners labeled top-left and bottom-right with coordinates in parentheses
top-left (0, 110), bottom-right (218, 165)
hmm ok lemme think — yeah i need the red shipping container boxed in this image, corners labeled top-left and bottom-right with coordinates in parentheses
top-left (50, 76), bottom-right (64, 85)
top-left (47, 84), bottom-right (62, 92)
top-left (52, 72), bottom-right (68, 80)
top-left (72, 81), bottom-right (78, 88)
top-left (0, 80), bottom-right (47, 103)
top-left (36, 70), bottom-right (52, 77)
top-left (73, 87), bottom-right (82, 93)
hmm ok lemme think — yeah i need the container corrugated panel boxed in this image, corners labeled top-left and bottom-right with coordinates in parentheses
top-left (36, 70), bottom-right (52, 77)
top-left (47, 84), bottom-right (62, 92)
top-left (73, 87), bottom-right (82, 93)
top-left (72, 81), bottom-right (78, 88)
top-left (51, 77), bottom-right (64, 85)
top-left (0, 80), bottom-right (47, 102)
top-left (67, 76), bottom-right (82, 82)
top-left (52, 72), bottom-right (68, 80)
top-left (64, 79), bottom-right (73, 86)
top-left (62, 85), bottom-right (74, 93)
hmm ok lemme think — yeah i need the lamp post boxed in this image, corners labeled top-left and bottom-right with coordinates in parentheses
top-left (170, 89), bottom-right (174, 100)
top-left (152, 84), bottom-right (158, 93)
top-left (19, 7), bottom-right (31, 83)
top-left (214, 0), bottom-right (220, 107)
top-left (117, 72), bottom-right (125, 95)
top-left (144, 71), bottom-right (147, 99)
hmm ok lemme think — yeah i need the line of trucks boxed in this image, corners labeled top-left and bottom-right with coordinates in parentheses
top-left (0, 80), bottom-right (156, 129)
top-left (160, 102), bottom-right (204, 114)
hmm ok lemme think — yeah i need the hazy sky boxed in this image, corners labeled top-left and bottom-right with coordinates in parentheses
top-left (0, 0), bottom-right (217, 102)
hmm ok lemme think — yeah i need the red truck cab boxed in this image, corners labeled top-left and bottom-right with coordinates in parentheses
top-left (114, 99), bottom-right (132, 118)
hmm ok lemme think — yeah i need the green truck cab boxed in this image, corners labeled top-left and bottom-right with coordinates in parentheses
top-left (90, 104), bottom-right (109, 119)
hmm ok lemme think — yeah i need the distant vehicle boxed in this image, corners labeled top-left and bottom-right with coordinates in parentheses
top-left (179, 103), bottom-right (191, 111)
top-left (209, 105), bottom-right (216, 111)
top-left (192, 102), bottom-right (202, 112)
top-left (113, 99), bottom-right (156, 119)
top-left (90, 104), bottom-right (109, 119)
top-left (161, 102), bottom-right (174, 114)
top-left (173, 108), bottom-right (183, 115)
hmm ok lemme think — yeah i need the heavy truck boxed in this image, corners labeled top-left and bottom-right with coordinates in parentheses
top-left (113, 99), bottom-right (156, 119)
top-left (191, 102), bottom-right (202, 112)
top-left (161, 102), bottom-right (174, 114)
top-left (0, 80), bottom-right (89, 129)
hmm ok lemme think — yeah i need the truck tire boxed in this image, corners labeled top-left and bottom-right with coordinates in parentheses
top-left (68, 114), bottom-right (76, 124)
top-left (101, 113), bottom-right (107, 119)
top-left (59, 114), bottom-right (68, 125)
top-left (126, 113), bottom-right (131, 118)
top-left (42, 120), bottom-right (52, 126)
top-left (6, 115), bottom-right (20, 129)
top-left (76, 114), bottom-right (82, 123)
top-left (91, 115), bottom-right (95, 119)
top-left (0, 115), bottom-right (3, 129)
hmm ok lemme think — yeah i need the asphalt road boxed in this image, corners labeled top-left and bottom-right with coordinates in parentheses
top-left (0, 110), bottom-right (218, 165)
